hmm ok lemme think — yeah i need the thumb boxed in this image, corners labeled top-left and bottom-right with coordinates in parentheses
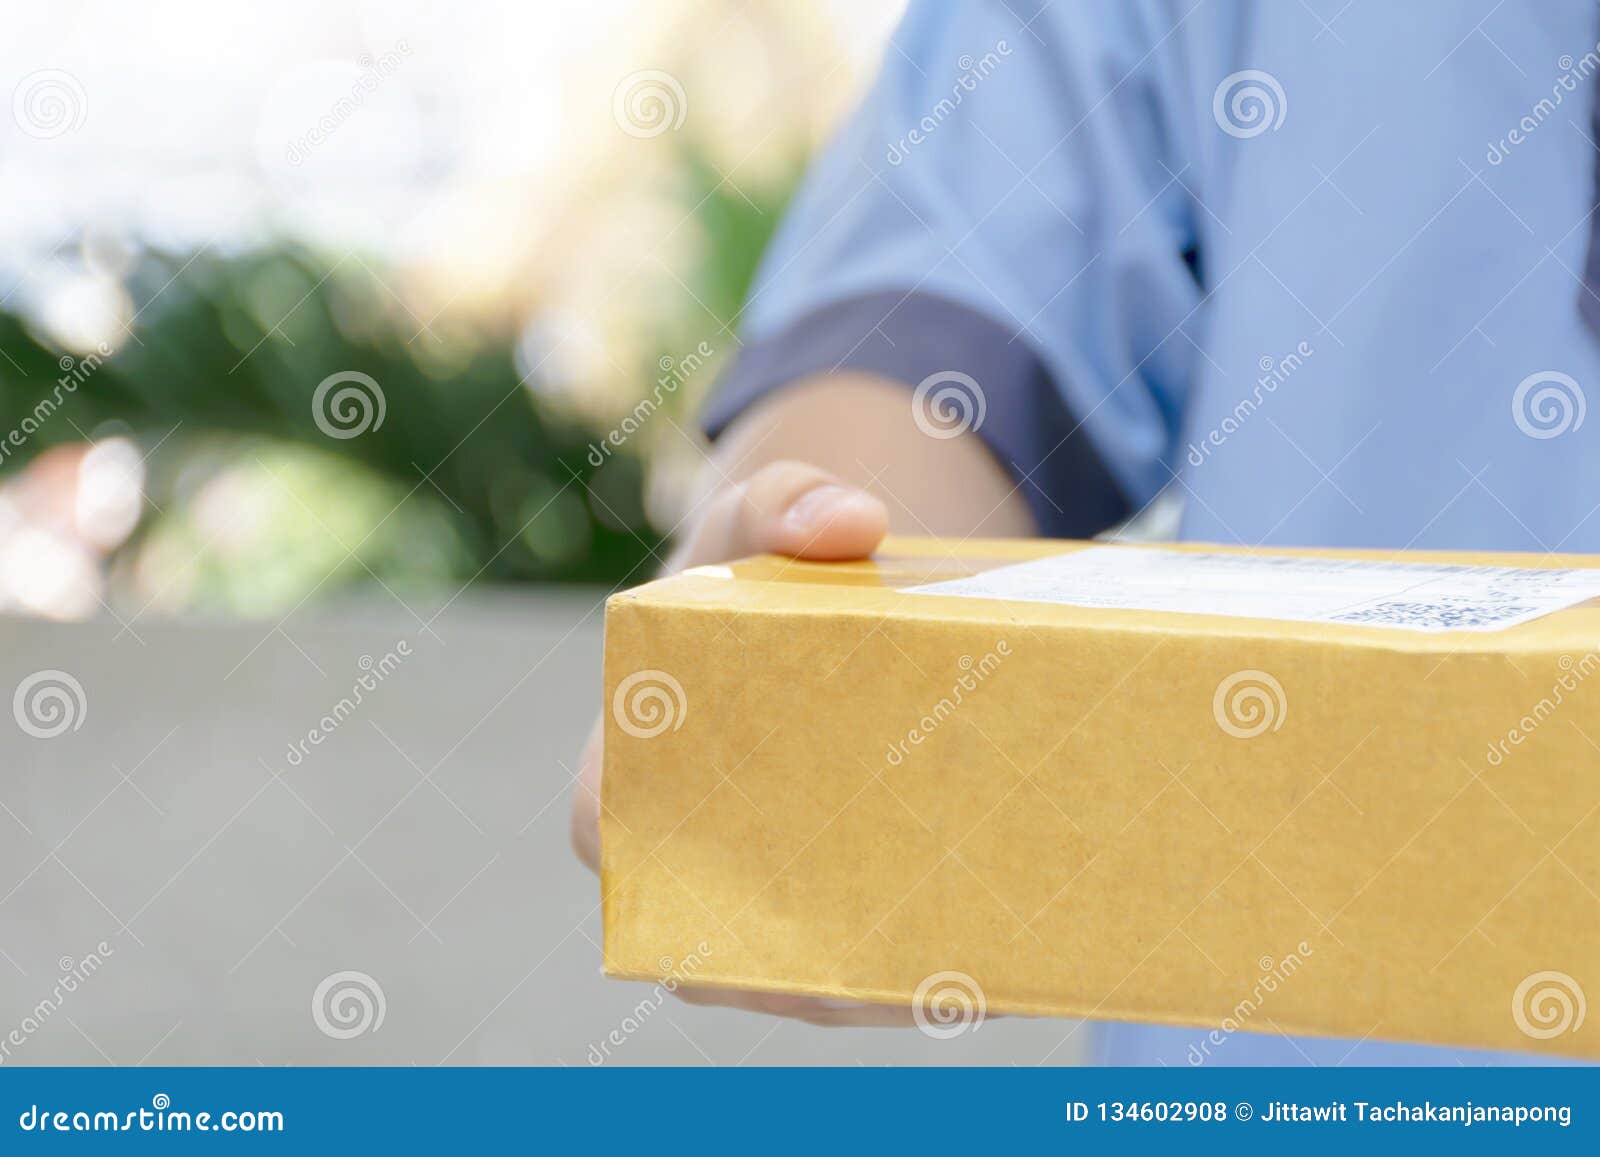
top-left (737, 462), bottom-right (889, 561)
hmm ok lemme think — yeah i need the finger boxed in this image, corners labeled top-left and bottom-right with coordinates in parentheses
top-left (672, 984), bottom-right (919, 1027)
top-left (736, 461), bottom-right (888, 560)
top-left (569, 719), bottom-right (603, 872)
top-left (683, 461), bottom-right (889, 568)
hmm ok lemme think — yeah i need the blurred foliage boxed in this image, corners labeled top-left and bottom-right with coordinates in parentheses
top-left (0, 143), bottom-right (801, 615)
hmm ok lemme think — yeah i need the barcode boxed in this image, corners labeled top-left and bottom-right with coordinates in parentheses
top-left (1330, 601), bottom-right (1536, 630)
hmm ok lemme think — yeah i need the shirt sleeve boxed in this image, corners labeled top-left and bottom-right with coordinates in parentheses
top-left (701, 0), bottom-right (1203, 537)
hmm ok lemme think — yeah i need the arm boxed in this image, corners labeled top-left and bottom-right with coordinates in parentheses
top-left (572, 0), bottom-right (1202, 1023)
top-left (569, 371), bottom-right (1033, 1026)
top-left (687, 370), bottom-right (1037, 546)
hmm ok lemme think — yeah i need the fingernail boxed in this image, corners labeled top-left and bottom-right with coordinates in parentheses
top-left (782, 485), bottom-right (870, 535)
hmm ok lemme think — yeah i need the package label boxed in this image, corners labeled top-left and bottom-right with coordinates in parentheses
top-left (901, 546), bottom-right (1600, 633)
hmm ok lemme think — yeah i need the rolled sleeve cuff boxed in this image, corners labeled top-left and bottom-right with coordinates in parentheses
top-left (700, 290), bottom-right (1131, 538)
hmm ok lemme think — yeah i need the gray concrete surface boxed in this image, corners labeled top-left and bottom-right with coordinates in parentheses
top-left (0, 588), bottom-right (1087, 1066)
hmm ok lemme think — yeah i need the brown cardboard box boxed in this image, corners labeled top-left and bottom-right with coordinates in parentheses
top-left (601, 537), bottom-right (1599, 1058)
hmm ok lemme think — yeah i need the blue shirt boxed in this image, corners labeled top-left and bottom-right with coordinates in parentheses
top-left (702, 0), bottom-right (1600, 1065)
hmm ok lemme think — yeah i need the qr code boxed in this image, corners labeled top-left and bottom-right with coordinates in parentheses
top-left (1330, 601), bottom-right (1535, 630)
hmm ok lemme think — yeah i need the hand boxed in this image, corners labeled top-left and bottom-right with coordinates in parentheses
top-left (571, 461), bottom-right (918, 1025)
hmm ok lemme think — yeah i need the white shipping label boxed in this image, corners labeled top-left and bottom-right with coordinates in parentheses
top-left (901, 546), bottom-right (1600, 633)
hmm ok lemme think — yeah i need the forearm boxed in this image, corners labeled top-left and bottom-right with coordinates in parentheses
top-left (699, 371), bottom-right (1038, 543)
